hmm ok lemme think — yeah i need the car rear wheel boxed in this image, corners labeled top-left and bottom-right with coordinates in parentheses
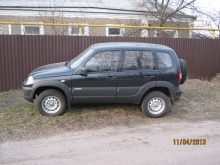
top-left (36, 89), bottom-right (67, 116)
top-left (141, 91), bottom-right (170, 118)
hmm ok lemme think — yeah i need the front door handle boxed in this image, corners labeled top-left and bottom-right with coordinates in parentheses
top-left (106, 76), bottom-right (116, 81)
top-left (144, 75), bottom-right (155, 79)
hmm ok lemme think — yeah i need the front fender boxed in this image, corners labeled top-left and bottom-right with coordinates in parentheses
top-left (32, 80), bottom-right (72, 102)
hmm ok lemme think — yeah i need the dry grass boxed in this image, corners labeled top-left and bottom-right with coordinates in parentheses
top-left (211, 73), bottom-right (220, 85)
top-left (0, 95), bottom-right (146, 141)
top-left (0, 78), bottom-right (220, 141)
top-left (170, 79), bottom-right (220, 120)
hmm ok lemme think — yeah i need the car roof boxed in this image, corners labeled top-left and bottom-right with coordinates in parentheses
top-left (90, 42), bottom-right (173, 51)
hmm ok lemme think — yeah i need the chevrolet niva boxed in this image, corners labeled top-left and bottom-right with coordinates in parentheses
top-left (23, 42), bottom-right (187, 118)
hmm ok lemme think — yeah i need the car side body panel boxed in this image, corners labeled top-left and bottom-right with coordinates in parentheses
top-left (71, 72), bottom-right (118, 103)
top-left (117, 81), bottom-right (157, 104)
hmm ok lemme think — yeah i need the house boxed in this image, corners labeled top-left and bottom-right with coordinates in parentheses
top-left (0, 0), bottom-right (196, 37)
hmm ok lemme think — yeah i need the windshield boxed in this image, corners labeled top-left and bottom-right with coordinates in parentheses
top-left (69, 47), bottom-right (93, 68)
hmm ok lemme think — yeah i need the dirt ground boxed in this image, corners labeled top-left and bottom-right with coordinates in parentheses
top-left (1, 121), bottom-right (220, 165)
top-left (0, 79), bottom-right (220, 164)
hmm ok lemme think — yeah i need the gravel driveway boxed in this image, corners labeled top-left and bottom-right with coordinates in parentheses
top-left (1, 120), bottom-right (220, 165)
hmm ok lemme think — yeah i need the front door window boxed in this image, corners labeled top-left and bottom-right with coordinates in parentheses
top-left (85, 51), bottom-right (121, 72)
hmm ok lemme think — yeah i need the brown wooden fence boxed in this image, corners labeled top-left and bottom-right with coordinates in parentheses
top-left (0, 35), bottom-right (220, 92)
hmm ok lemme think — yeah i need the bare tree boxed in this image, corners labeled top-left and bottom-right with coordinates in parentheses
top-left (37, 0), bottom-right (69, 35)
top-left (37, 0), bottom-right (92, 36)
top-left (136, 0), bottom-right (197, 37)
top-left (197, 9), bottom-right (220, 38)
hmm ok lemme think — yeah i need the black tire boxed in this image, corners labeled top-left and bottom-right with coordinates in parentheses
top-left (36, 89), bottom-right (67, 116)
top-left (141, 91), bottom-right (170, 118)
top-left (179, 59), bottom-right (187, 84)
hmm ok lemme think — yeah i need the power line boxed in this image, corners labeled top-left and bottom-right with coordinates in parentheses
top-left (0, 7), bottom-right (195, 19)
top-left (0, 6), bottom-right (150, 13)
top-left (0, 8), bottom-right (150, 16)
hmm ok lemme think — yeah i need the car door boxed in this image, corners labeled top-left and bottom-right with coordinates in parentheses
top-left (72, 50), bottom-right (121, 103)
top-left (117, 50), bottom-right (157, 103)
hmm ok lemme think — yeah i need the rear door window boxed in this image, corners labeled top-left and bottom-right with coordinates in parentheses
top-left (123, 51), bottom-right (154, 70)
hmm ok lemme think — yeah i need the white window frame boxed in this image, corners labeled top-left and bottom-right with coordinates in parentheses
top-left (141, 19), bottom-right (148, 37)
top-left (154, 30), bottom-right (158, 37)
top-left (68, 24), bottom-right (89, 36)
top-left (0, 24), bottom-right (11, 35)
top-left (21, 24), bottom-right (44, 35)
top-left (141, 29), bottom-right (148, 37)
top-left (9, 25), bottom-right (11, 35)
top-left (106, 24), bottom-right (125, 37)
top-left (174, 30), bottom-right (178, 38)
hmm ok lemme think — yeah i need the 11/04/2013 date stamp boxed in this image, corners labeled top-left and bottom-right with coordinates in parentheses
top-left (173, 139), bottom-right (206, 145)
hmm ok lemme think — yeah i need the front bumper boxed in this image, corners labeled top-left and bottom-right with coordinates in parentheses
top-left (22, 85), bottom-right (34, 102)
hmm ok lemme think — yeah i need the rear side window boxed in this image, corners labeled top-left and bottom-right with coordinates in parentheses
top-left (123, 51), bottom-right (154, 70)
top-left (156, 52), bottom-right (173, 69)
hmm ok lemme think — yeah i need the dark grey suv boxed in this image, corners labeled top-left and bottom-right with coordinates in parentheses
top-left (22, 42), bottom-right (187, 118)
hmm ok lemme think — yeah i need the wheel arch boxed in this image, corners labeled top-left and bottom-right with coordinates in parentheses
top-left (32, 80), bottom-right (72, 103)
top-left (34, 86), bottom-right (67, 100)
top-left (140, 87), bottom-right (172, 105)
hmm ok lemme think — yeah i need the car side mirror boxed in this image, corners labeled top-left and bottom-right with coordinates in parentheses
top-left (77, 67), bottom-right (87, 76)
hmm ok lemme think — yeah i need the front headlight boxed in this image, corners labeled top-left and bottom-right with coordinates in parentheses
top-left (26, 76), bottom-right (34, 85)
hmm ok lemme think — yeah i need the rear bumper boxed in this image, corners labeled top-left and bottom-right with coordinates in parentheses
top-left (174, 87), bottom-right (182, 101)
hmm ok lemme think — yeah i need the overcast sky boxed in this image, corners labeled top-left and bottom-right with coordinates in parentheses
top-left (194, 0), bottom-right (220, 34)
top-left (197, 0), bottom-right (220, 11)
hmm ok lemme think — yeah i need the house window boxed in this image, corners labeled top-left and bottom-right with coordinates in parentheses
top-left (154, 30), bottom-right (178, 38)
top-left (109, 28), bottom-right (120, 35)
top-left (68, 25), bottom-right (89, 36)
top-left (0, 25), bottom-right (11, 35)
top-left (106, 24), bottom-right (125, 36)
top-left (21, 25), bottom-right (44, 35)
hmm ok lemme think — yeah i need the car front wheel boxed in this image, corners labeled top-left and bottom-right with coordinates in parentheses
top-left (141, 91), bottom-right (170, 118)
top-left (36, 89), bottom-right (67, 116)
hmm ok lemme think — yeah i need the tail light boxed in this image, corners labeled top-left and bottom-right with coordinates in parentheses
top-left (178, 70), bottom-right (182, 84)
